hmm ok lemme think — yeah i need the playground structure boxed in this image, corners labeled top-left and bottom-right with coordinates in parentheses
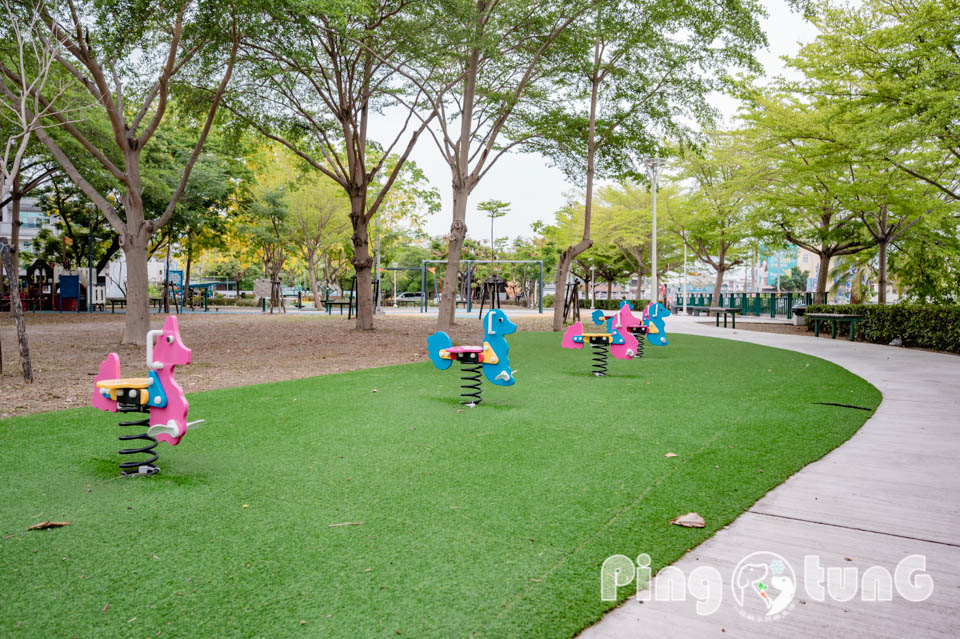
top-left (643, 301), bottom-right (671, 346)
top-left (420, 260), bottom-right (544, 314)
top-left (426, 309), bottom-right (517, 406)
top-left (0, 259), bottom-right (108, 312)
top-left (91, 316), bottom-right (200, 476)
top-left (562, 303), bottom-right (646, 376)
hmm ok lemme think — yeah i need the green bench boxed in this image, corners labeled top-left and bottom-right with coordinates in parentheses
top-left (709, 306), bottom-right (742, 328)
top-left (685, 305), bottom-right (711, 316)
top-left (807, 313), bottom-right (864, 341)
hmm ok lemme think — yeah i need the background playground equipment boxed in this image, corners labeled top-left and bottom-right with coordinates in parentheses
top-left (643, 301), bottom-right (671, 346)
top-left (419, 259), bottom-right (544, 314)
top-left (426, 309), bottom-right (517, 406)
top-left (91, 316), bottom-right (200, 476)
top-left (561, 303), bottom-right (644, 376)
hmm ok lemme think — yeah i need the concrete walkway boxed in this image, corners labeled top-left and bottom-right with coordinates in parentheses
top-left (581, 315), bottom-right (960, 638)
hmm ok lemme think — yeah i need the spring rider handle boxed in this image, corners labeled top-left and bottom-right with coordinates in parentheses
top-left (145, 329), bottom-right (164, 370)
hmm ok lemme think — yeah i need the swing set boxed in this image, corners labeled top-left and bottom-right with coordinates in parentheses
top-left (418, 259), bottom-right (544, 316)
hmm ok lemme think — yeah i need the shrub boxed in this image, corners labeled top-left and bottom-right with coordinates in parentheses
top-left (209, 296), bottom-right (261, 307)
top-left (540, 296), bottom-right (650, 312)
top-left (591, 299), bottom-right (651, 311)
top-left (804, 303), bottom-right (960, 354)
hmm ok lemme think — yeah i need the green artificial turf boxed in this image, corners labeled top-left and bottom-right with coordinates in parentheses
top-left (0, 332), bottom-right (880, 638)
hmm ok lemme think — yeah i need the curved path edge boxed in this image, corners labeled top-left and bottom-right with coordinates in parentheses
top-left (580, 315), bottom-right (960, 638)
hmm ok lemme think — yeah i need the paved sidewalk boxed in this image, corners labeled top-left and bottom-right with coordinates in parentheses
top-left (581, 315), bottom-right (960, 638)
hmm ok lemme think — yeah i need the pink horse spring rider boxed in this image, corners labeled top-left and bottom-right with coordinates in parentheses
top-left (561, 303), bottom-right (645, 375)
top-left (92, 316), bottom-right (201, 476)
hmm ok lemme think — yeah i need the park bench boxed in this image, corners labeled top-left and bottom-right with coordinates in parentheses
top-left (708, 306), bottom-right (741, 328)
top-left (806, 312), bottom-right (863, 341)
top-left (324, 300), bottom-right (351, 315)
top-left (108, 298), bottom-right (126, 313)
top-left (685, 305), bottom-right (710, 316)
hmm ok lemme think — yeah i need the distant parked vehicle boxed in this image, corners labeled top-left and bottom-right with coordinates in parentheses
top-left (395, 291), bottom-right (424, 301)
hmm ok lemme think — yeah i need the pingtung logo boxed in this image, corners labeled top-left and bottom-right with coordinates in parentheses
top-left (731, 551), bottom-right (797, 620)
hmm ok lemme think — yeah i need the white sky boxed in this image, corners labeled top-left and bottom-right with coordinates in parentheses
top-left (399, 0), bottom-right (821, 245)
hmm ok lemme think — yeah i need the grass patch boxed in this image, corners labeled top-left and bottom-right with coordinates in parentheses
top-left (0, 332), bottom-right (879, 637)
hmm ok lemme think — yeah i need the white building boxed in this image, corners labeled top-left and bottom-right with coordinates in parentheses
top-left (0, 196), bottom-right (57, 256)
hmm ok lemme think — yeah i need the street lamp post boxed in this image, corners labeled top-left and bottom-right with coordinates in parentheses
top-left (375, 216), bottom-right (383, 315)
top-left (391, 261), bottom-right (398, 307)
top-left (590, 265), bottom-right (596, 310)
top-left (682, 241), bottom-right (687, 314)
top-left (643, 157), bottom-right (666, 302)
top-left (88, 213), bottom-right (95, 312)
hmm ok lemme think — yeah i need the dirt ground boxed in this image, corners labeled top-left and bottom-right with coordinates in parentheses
top-left (0, 310), bottom-right (552, 418)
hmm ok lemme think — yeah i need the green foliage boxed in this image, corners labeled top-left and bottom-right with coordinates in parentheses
top-left (590, 298), bottom-right (651, 311)
top-left (208, 295), bottom-right (261, 307)
top-left (521, 0), bottom-right (768, 184)
top-left (888, 216), bottom-right (960, 304)
top-left (805, 303), bottom-right (960, 353)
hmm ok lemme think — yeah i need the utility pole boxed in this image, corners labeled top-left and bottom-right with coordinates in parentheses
top-left (643, 157), bottom-right (666, 302)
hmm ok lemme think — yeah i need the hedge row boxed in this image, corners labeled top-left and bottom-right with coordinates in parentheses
top-left (540, 296), bottom-right (651, 312)
top-left (209, 296), bottom-right (262, 307)
top-left (804, 304), bottom-right (960, 354)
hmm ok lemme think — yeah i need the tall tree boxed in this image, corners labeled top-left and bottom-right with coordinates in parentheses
top-left (477, 199), bottom-right (509, 261)
top-left (792, 0), bottom-right (960, 202)
top-left (741, 92), bottom-right (875, 304)
top-left (0, 0), bottom-right (241, 344)
top-left (423, 0), bottom-right (585, 330)
top-left (523, 0), bottom-right (768, 330)
top-left (673, 131), bottom-right (764, 301)
top-left (594, 181), bottom-right (682, 300)
top-left (228, 0), bottom-right (438, 330)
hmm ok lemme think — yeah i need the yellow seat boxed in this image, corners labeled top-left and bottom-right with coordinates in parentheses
top-left (96, 378), bottom-right (151, 404)
top-left (96, 378), bottom-right (151, 390)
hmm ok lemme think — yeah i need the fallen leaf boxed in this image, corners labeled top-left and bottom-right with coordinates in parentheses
top-left (300, 620), bottom-right (306, 625)
top-left (27, 521), bottom-right (70, 531)
top-left (670, 512), bottom-right (705, 528)
top-left (328, 522), bottom-right (365, 527)
top-left (102, 604), bottom-right (108, 612)
top-left (127, 617), bottom-right (137, 623)
top-left (371, 389), bottom-right (378, 393)
top-left (242, 504), bottom-right (249, 509)
top-left (665, 452), bottom-right (678, 458)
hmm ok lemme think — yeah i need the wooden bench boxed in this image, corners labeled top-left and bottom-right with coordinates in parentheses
top-left (708, 306), bottom-right (741, 328)
top-left (806, 313), bottom-right (863, 341)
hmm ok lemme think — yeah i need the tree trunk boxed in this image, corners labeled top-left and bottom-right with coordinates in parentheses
top-left (606, 279), bottom-right (612, 300)
top-left (0, 242), bottom-right (32, 382)
top-left (437, 186), bottom-right (469, 330)
top-left (307, 251), bottom-right (321, 311)
top-left (815, 253), bottom-right (830, 305)
top-left (10, 176), bottom-right (20, 273)
top-left (551, 239), bottom-right (592, 330)
top-left (185, 231), bottom-right (193, 304)
top-left (712, 268), bottom-right (724, 303)
top-left (121, 239), bottom-right (152, 345)
top-left (877, 238), bottom-right (887, 305)
top-left (636, 270), bottom-right (643, 301)
top-left (350, 199), bottom-right (374, 330)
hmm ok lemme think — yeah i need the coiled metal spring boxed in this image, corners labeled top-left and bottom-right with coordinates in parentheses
top-left (460, 363), bottom-right (484, 405)
top-left (118, 411), bottom-right (159, 476)
top-left (591, 342), bottom-right (609, 376)
top-left (637, 334), bottom-right (645, 358)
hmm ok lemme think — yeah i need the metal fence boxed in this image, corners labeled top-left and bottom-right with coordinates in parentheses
top-left (674, 292), bottom-right (814, 318)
